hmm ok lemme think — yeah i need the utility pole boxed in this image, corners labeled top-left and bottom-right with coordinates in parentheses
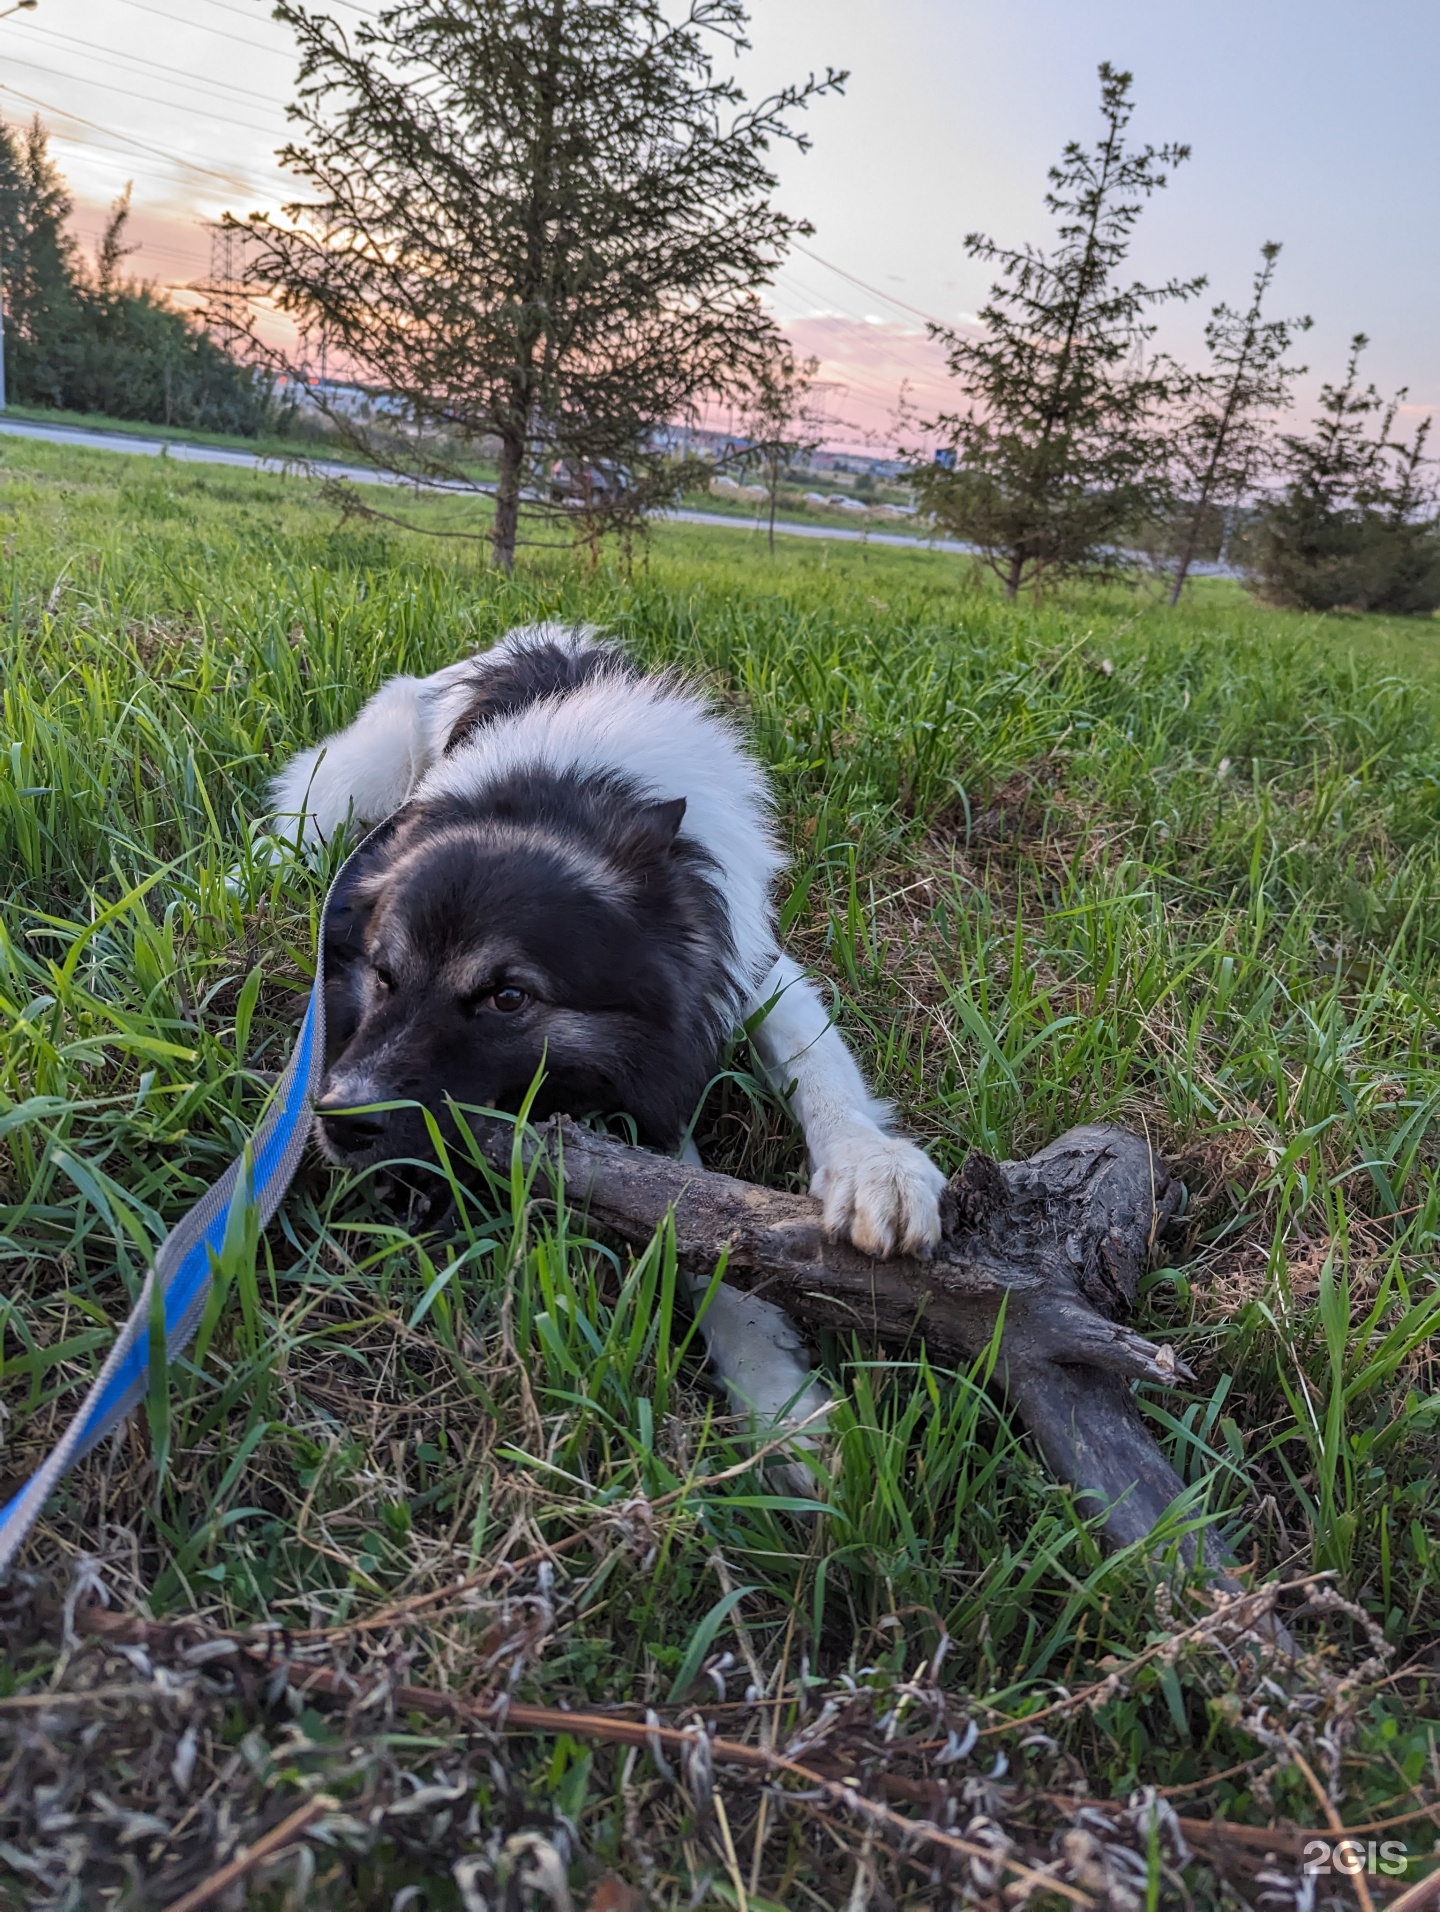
top-left (0, 0), bottom-right (42, 410)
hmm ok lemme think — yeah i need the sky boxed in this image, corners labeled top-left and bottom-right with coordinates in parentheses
top-left (3, 0), bottom-right (1436, 449)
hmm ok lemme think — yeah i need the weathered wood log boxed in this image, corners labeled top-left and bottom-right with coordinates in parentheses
top-left (474, 1117), bottom-right (1228, 1571)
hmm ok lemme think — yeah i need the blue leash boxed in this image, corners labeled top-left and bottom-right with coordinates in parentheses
top-left (0, 831), bottom-right (374, 1575)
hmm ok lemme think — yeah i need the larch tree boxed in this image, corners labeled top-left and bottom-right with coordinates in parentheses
top-left (241, 0), bottom-right (842, 570)
top-left (1166, 241), bottom-right (1310, 603)
top-left (738, 344), bottom-right (823, 552)
top-left (915, 64), bottom-right (1204, 597)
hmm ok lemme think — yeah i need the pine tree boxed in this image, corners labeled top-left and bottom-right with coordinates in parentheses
top-left (243, 0), bottom-right (842, 570)
top-left (1248, 335), bottom-right (1440, 615)
top-left (915, 64), bottom-right (1204, 597)
top-left (1166, 241), bottom-right (1310, 603)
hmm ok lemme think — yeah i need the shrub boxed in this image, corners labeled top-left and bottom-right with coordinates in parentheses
top-left (0, 118), bottom-right (276, 435)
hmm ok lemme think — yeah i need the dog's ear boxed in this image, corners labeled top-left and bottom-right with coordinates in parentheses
top-left (638, 796), bottom-right (687, 850)
top-left (324, 857), bottom-right (389, 963)
top-left (611, 795), bottom-right (687, 877)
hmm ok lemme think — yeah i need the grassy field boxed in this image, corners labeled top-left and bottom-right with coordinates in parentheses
top-left (1, 437), bottom-right (1438, 1908)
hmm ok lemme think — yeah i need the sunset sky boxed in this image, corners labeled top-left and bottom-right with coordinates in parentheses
top-left (4, 0), bottom-right (1436, 449)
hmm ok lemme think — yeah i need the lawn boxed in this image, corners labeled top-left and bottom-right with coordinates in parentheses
top-left (1, 437), bottom-right (1437, 1908)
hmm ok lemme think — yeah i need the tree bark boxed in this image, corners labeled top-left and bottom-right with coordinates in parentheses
top-left (492, 429), bottom-right (523, 572)
top-left (481, 1117), bottom-right (1232, 1572)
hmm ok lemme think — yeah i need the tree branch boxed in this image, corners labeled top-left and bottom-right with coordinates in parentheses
top-left (482, 1117), bottom-right (1231, 1571)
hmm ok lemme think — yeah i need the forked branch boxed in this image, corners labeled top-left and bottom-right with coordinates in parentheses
top-left (484, 1119), bottom-right (1225, 1568)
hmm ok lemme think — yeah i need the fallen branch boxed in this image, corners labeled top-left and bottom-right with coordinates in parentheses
top-left (493, 1118), bottom-right (1220, 1566)
top-left (159, 1794), bottom-right (336, 1912)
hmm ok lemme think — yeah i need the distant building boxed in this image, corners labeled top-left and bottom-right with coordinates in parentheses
top-left (654, 425), bottom-right (911, 479)
top-left (796, 448), bottom-right (911, 479)
top-left (651, 423), bottom-right (753, 462)
top-left (274, 375), bottom-right (407, 420)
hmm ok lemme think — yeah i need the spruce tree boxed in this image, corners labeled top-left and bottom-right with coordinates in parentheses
top-left (243, 0), bottom-right (841, 569)
top-left (1166, 241), bottom-right (1310, 603)
top-left (1248, 336), bottom-right (1440, 615)
top-left (916, 64), bottom-right (1203, 596)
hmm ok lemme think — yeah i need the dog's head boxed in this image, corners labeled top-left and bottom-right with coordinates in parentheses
top-left (316, 784), bottom-right (731, 1166)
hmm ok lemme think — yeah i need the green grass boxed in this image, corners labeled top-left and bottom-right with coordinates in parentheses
top-left (1, 436), bottom-right (1438, 1908)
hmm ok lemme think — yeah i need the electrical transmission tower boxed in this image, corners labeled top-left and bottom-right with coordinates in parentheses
top-left (203, 223), bottom-right (248, 356)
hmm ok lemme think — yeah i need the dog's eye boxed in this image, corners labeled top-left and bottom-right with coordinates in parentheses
top-left (374, 966), bottom-right (396, 993)
top-left (461, 984), bottom-right (530, 1018)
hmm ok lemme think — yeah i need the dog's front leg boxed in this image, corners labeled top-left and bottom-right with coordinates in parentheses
top-left (748, 954), bottom-right (946, 1259)
top-left (682, 1271), bottom-right (833, 1497)
top-left (672, 1138), bottom-right (829, 1495)
top-left (678, 957), bottom-right (947, 1496)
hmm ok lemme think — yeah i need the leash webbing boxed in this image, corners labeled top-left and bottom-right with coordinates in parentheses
top-left (0, 828), bottom-right (382, 1575)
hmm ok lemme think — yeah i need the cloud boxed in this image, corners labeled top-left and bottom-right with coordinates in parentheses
top-left (778, 312), bottom-right (958, 447)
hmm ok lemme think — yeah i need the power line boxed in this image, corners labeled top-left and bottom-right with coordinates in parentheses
top-left (767, 268), bottom-right (925, 407)
top-left (199, 0), bottom-right (374, 17)
top-left (0, 80), bottom-right (279, 195)
top-left (37, 137), bottom-right (255, 203)
top-left (790, 240), bottom-right (950, 332)
top-left (3, 53), bottom-right (287, 138)
top-left (23, 20), bottom-right (287, 109)
top-left (72, 227), bottom-right (206, 268)
top-left (112, 0), bottom-right (287, 57)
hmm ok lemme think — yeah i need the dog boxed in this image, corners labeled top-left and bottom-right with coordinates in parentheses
top-left (271, 624), bottom-right (946, 1469)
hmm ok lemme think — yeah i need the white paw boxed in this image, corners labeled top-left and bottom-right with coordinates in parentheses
top-left (811, 1126), bottom-right (947, 1259)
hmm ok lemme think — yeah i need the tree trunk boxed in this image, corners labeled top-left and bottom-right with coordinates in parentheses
top-left (492, 429), bottom-right (524, 572)
top-left (474, 1116), bottom-right (1236, 1574)
top-left (1168, 513), bottom-right (1202, 606)
top-left (1004, 548), bottom-right (1024, 598)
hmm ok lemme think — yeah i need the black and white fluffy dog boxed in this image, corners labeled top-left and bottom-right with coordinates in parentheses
top-left (272, 624), bottom-right (946, 1459)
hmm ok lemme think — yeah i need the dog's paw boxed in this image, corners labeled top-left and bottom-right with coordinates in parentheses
top-left (812, 1126), bottom-right (947, 1259)
top-left (765, 1450), bottom-right (832, 1505)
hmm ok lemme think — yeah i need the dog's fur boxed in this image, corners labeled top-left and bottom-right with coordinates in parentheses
top-left (272, 624), bottom-right (946, 1461)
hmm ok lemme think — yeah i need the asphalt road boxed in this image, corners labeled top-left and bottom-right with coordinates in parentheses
top-left (0, 413), bottom-right (976, 555)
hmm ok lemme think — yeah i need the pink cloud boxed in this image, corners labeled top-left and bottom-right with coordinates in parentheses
top-left (61, 196), bottom-right (970, 449)
top-left (779, 314), bottom-right (961, 451)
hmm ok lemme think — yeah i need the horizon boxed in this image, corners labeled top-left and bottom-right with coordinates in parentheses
top-left (2, 0), bottom-right (1436, 451)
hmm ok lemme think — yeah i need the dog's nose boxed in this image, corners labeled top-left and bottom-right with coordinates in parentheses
top-left (315, 1094), bottom-right (389, 1151)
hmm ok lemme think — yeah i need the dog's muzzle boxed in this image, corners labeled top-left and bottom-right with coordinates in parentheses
top-left (314, 1089), bottom-right (390, 1157)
